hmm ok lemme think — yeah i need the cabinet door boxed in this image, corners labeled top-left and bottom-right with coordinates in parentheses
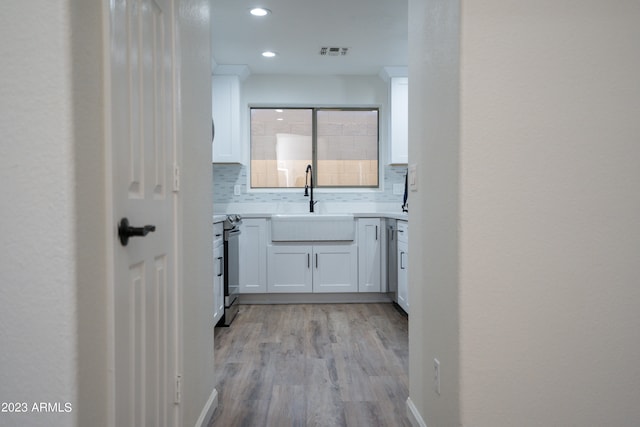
top-left (386, 220), bottom-right (398, 296)
top-left (267, 245), bottom-right (313, 293)
top-left (358, 219), bottom-right (382, 292)
top-left (239, 218), bottom-right (267, 293)
top-left (313, 245), bottom-right (358, 293)
top-left (397, 240), bottom-right (409, 313)
top-left (212, 75), bottom-right (241, 163)
top-left (216, 270), bottom-right (224, 324)
top-left (213, 243), bottom-right (224, 324)
top-left (390, 77), bottom-right (408, 164)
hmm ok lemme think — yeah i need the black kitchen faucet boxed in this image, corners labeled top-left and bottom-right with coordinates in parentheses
top-left (304, 164), bottom-right (318, 213)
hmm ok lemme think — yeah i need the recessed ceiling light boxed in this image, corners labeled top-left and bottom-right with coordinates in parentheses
top-left (262, 51), bottom-right (277, 58)
top-left (275, 109), bottom-right (283, 112)
top-left (250, 8), bottom-right (270, 17)
top-left (277, 118), bottom-right (284, 121)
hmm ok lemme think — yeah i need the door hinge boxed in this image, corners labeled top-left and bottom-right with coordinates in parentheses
top-left (175, 375), bottom-right (182, 404)
top-left (173, 163), bottom-right (180, 192)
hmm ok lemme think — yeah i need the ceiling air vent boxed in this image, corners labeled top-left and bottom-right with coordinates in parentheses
top-left (319, 47), bottom-right (349, 56)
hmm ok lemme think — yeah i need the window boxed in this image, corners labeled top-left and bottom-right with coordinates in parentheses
top-left (250, 107), bottom-right (379, 188)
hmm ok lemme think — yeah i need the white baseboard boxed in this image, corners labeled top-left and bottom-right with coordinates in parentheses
top-left (239, 292), bottom-right (392, 305)
top-left (407, 397), bottom-right (427, 427)
top-left (195, 388), bottom-right (218, 427)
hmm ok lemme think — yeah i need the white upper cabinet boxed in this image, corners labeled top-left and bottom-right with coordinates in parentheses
top-left (212, 75), bottom-right (241, 163)
top-left (389, 77), bottom-right (408, 164)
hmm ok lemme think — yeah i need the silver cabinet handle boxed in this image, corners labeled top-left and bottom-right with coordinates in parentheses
top-left (375, 225), bottom-right (378, 240)
top-left (400, 252), bottom-right (406, 269)
top-left (307, 253), bottom-right (310, 268)
top-left (315, 253), bottom-right (318, 268)
top-left (217, 257), bottom-right (223, 277)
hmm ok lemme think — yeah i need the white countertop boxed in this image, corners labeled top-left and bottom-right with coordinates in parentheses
top-left (213, 215), bottom-right (227, 223)
top-left (354, 212), bottom-right (408, 221)
top-left (214, 202), bottom-right (408, 222)
top-left (213, 212), bottom-right (408, 221)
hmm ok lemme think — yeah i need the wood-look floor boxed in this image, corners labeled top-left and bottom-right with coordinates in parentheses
top-left (208, 303), bottom-right (410, 427)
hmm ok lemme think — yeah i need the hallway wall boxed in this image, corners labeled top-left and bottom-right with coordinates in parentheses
top-left (407, 0), bottom-right (461, 426)
top-left (0, 1), bottom-right (216, 426)
top-left (0, 3), bottom-right (79, 426)
top-left (178, 0), bottom-right (217, 425)
top-left (458, 1), bottom-right (640, 425)
top-left (408, 0), bottom-right (640, 426)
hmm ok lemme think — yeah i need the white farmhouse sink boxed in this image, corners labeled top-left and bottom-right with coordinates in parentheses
top-left (271, 214), bottom-right (355, 241)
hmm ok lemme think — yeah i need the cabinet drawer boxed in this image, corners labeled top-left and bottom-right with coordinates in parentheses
top-left (397, 221), bottom-right (408, 244)
top-left (214, 222), bottom-right (224, 245)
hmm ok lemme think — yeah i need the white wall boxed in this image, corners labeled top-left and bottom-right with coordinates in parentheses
top-left (71, 1), bottom-right (110, 425)
top-left (459, 1), bottom-right (640, 425)
top-left (0, 1), bottom-right (215, 426)
top-left (178, 1), bottom-right (217, 426)
top-left (408, 0), bottom-right (640, 426)
top-left (0, 2), bottom-right (78, 426)
top-left (407, 0), bottom-right (461, 425)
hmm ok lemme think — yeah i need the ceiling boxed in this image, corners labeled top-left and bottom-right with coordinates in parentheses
top-left (211, 0), bottom-right (408, 76)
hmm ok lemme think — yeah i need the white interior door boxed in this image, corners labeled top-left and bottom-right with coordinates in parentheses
top-left (109, 0), bottom-right (179, 426)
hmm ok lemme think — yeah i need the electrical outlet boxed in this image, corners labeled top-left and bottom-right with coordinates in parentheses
top-left (434, 358), bottom-right (441, 395)
top-left (234, 185), bottom-right (241, 196)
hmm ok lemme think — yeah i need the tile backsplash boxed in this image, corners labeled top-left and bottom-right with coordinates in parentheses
top-left (213, 163), bottom-right (407, 207)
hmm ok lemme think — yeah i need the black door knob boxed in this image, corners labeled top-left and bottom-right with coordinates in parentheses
top-left (118, 217), bottom-right (156, 246)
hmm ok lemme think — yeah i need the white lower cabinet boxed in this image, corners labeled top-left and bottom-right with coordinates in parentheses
top-left (213, 223), bottom-right (224, 325)
top-left (243, 216), bottom-right (399, 297)
top-left (267, 245), bottom-right (313, 293)
top-left (357, 218), bottom-right (382, 292)
top-left (239, 218), bottom-right (267, 293)
top-left (267, 243), bottom-right (357, 293)
top-left (397, 221), bottom-right (409, 313)
top-left (313, 245), bottom-right (358, 293)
